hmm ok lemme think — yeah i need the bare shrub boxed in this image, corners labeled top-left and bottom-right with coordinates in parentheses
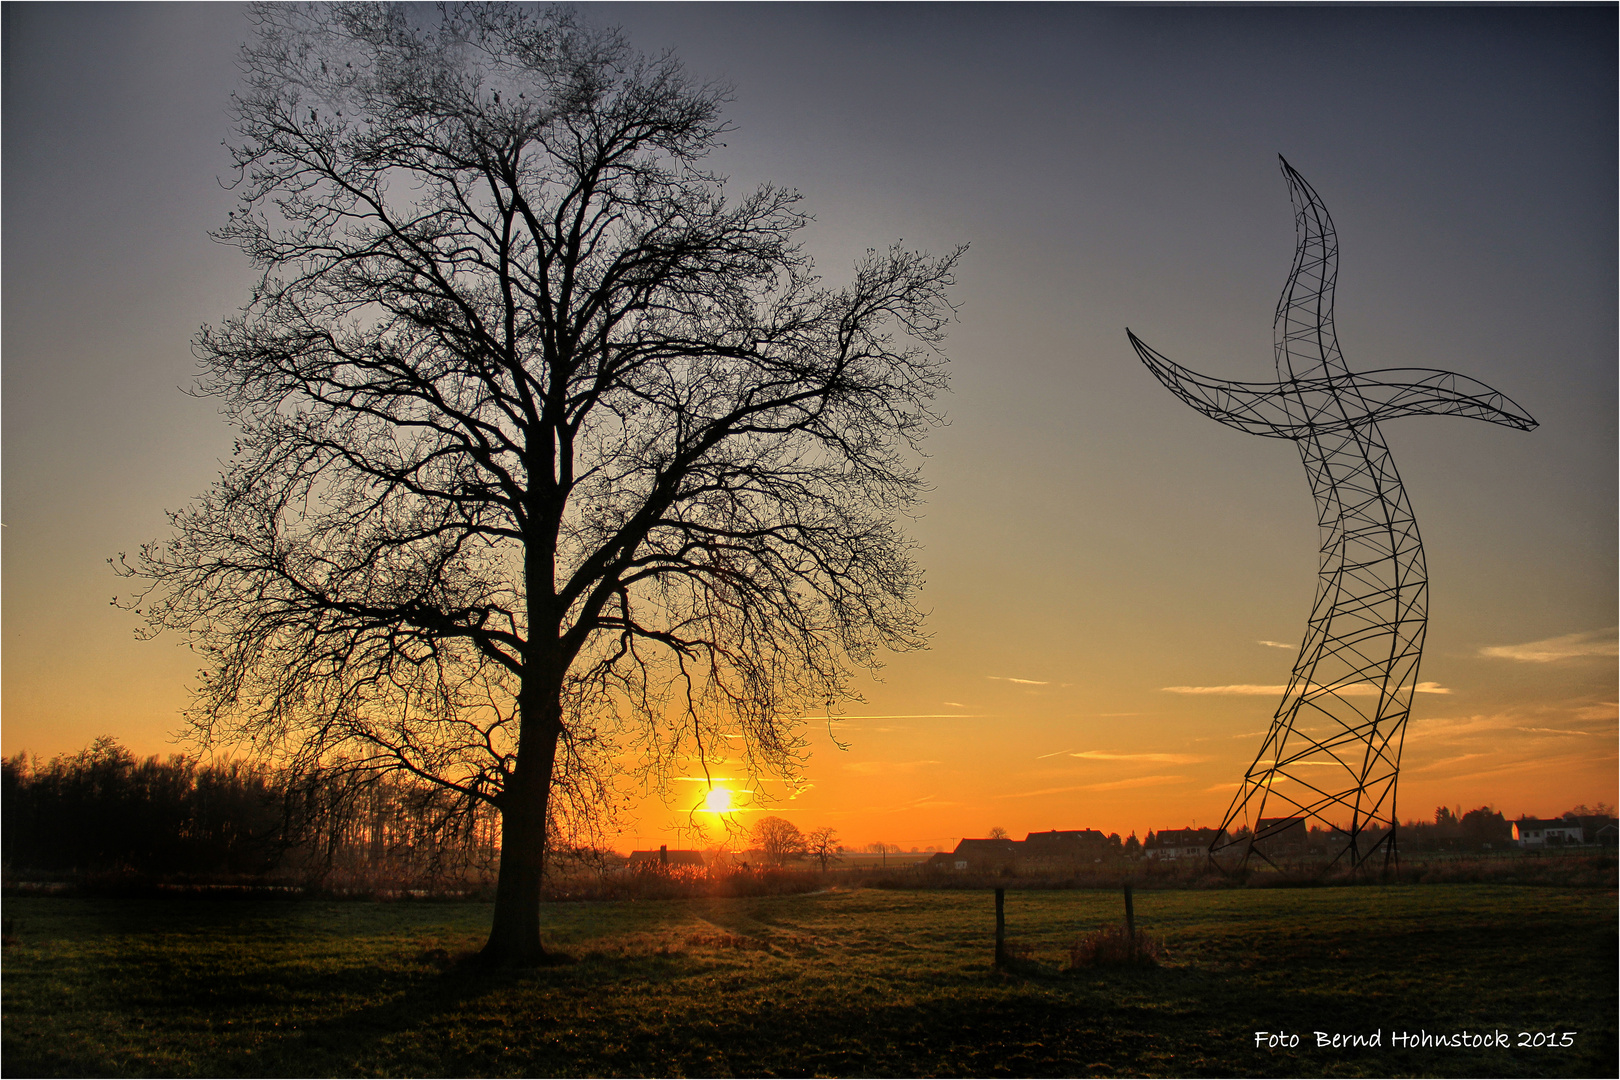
top-left (1067, 923), bottom-right (1167, 968)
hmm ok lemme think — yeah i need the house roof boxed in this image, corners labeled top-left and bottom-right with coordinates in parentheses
top-left (1256, 817), bottom-right (1305, 830)
top-left (626, 849), bottom-right (706, 866)
top-left (1515, 818), bottom-right (1581, 830)
top-left (1022, 829), bottom-right (1106, 844)
top-left (1021, 830), bottom-right (1109, 858)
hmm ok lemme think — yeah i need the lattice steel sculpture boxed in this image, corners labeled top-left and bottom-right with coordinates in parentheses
top-left (1128, 158), bottom-right (1536, 870)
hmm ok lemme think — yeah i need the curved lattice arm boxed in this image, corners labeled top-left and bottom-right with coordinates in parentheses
top-left (1350, 369), bottom-right (1538, 431)
top-left (1128, 330), bottom-right (1301, 439)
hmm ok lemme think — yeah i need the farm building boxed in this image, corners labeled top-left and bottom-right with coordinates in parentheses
top-left (1589, 819), bottom-right (1619, 846)
top-left (923, 837), bottom-right (1019, 873)
top-left (626, 846), bottom-right (706, 868)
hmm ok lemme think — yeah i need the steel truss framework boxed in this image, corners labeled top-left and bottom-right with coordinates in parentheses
top-left (1129, 159), bottom-right (1536, 871)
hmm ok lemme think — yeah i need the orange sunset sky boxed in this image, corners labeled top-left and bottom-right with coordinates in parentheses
top-left (4, 5), bottom-right (1615, 852)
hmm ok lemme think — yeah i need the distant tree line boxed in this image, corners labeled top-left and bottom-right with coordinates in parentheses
top-left (2, 742), bottom-right (857, 889)
top-left (2, 737), bottom-right (501, 887)
top-left (1398, 806), bottom-right (1512, 852)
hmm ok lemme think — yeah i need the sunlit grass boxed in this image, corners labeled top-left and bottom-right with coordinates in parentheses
top-left (2, 884), bottom-right (1614, 1076)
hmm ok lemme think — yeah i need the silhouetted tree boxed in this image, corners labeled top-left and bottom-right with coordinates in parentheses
top-left (987, 825), bottom-right (1009, 840)
top-left (805, 825), bottom-right (842, 871)
top-left (751, 816), bottom-right (807, 866)
top-left (864, 840), bottom-right (898, 867)
top-left (1460, 806), bottom-right (1510, 845)
top-left (117, 3), bottom-right (959, 964)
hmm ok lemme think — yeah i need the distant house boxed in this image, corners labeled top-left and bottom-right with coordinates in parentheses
top-left (626, 846), bottom-right (706, 868)
top-left (923, 830), bottom-right (1114, 874)
top-left (1021, 829), bottom-right (1110, 868)
top-left (1587, 818), bottom-right (1619, 847)
top-left (1146, 827), bottom-right (1225, 861)
top-left (936, 837), bottom-right (1020, 873)
top-left (1512, 818), bottom-right (1584, 847)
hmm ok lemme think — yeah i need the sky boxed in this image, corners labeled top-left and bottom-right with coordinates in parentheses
top-left (4, 3), bottom-right (1615, 853)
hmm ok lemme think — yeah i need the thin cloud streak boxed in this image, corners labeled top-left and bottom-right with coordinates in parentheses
top-left (996, 774), bottom-right (1188, 798)
top-left (1163, 682), bottom-right (1451, 696)
top-left (1069, 750), bottom-right (1206, 764)
top-left (1407, 708), bottom-right (1618, 743)
top-left (1257, 640), bottom-right (1295, 649)
top-left (1480, 628), bottom-right (1618, 663)
top-left (847, 792), bottom-right (962, 816)
top-left (786, 713), bottom-right (986, 720)
top-left (1409, 752), bottom-right (1488, 773)
top-left (843, 759), bottom-right (942, 776)
top-left (988, 675), bottom-right (1050, 686)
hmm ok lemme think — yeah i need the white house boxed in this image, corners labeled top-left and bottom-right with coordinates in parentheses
top-left (1147, 827), bottom-right (1224, 860)
top-left (1512, 818), bottom-right (1583, 847)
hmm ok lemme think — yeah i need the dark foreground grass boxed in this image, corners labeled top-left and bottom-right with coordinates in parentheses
top-left (2, 883), bottom-right (1613, 1077)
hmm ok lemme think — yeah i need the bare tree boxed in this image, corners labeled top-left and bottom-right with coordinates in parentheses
top-left (751, 816), bottom-right (807, 867)
top-left (118, 3), bottom-right (960, 965)
top-left (805, 825), bottom-right (842, 871)
top-left (988, 826), bottom-right (1009, 840)
top-left (865, 840), bottom-right (898, 867)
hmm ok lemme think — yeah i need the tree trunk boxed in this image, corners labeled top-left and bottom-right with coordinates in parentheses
top-left (480, 716), bottom-right (560, 966)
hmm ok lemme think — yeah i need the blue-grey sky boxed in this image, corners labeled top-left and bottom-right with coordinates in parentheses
top-left (4, 3), bottom-right (1614, 844)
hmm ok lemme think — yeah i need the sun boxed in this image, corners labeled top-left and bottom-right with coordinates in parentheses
top-left (703, 787), bottom-right (734, 813)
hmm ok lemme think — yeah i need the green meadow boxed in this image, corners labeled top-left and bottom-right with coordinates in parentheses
top-left (2, 883), bottom-right (1614, 1077)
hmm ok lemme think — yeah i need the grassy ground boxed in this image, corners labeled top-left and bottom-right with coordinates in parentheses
top-left (2, 883), bottom-right (1613, 1077)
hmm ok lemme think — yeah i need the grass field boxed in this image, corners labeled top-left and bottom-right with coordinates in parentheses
top-left (2, 883), bottom-right (1614, 1077)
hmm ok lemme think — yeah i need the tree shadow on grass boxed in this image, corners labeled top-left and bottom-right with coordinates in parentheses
top-left (271, 944), bottom-right (1241, 1077)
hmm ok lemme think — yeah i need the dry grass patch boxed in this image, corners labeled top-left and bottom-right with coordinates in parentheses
top-left (1067, 922), bottom-right (1168, 968)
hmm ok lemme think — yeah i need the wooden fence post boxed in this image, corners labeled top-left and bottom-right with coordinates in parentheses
top-left (994, 887), bottom-right (1006, 968)
top-left (1124, 883), bottom-right (1136, 960)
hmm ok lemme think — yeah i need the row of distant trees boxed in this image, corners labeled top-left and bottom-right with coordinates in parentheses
top-left (2, 738), bottom-right (501, 886)
top-left (1, 740), bottom-right (872, 886)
